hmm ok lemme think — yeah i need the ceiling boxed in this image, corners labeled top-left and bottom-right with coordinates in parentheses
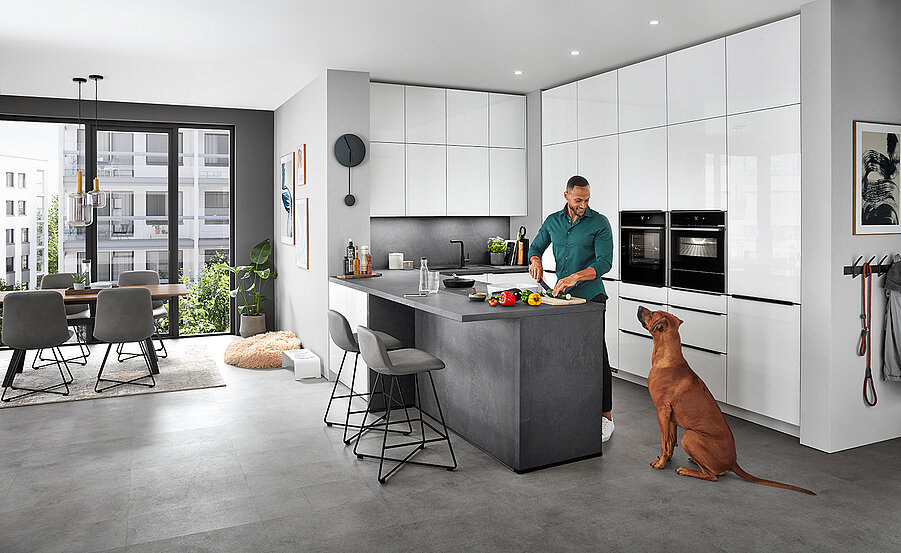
top-left (0, 0), bottom-right (805, 111)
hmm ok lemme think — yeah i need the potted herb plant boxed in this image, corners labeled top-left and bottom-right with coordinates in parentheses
top-left (487, 236), bottom-right (507, 265)
top-left (73, 272), bottom-right (87, 290)
top-left (216, 239), bottom-right (277, 337)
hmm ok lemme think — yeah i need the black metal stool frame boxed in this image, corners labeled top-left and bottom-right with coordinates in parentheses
top-left (95, 341), bottom-right (156, 392)
top-left (2, 347), bottom-right (74, 402)
top-left (34, 321), bottom-right (92, 368)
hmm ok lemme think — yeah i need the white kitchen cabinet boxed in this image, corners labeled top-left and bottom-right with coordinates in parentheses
top-left (667, 288), bottom-right (726, 314)
top-left (726, 16), bottom-right (800, 115)
top-left (406, 144), bottom-right (446, 216)
top-left (666, 39), bottom-right (726, 124)
top-left (405, 86), bottom-right (446, 144)
top-left (489, 93), bottom-right (526, 148)
top-left (619, 297), bottom-right (666, 337)
top-left (481, 272), bottom-right (531, 285)
top-left (541, 82), bottom-right (577, 145)
top-left (577, 71), bottom-right (617, 139)
top-left (541, 142), bottom-right (577, 218)
top-left (618, 330), bottom-right (654, 378)
top-left (603, 280), bottom-right (619, 369)
top-left (726, 298), bottom-right (800, 425)
top-left (682, 348), bottom-right (726, 403)
top-left (328, 282), bottom-right (369, 393)
top-left (578, 135), bottom-right (619, 279)
top-left (446, 146), bottom-right (489, 216)
top-left (447, 90), bottom-right (488, 147)
top-left (370, 83), bottom-right (405, 143)
top-left (618, 56), bottom-right (667, 132)
top-left (619, 127), bottom-right (667, 211)
top-left (619, 282), bottom-right (667, 305)
top-left (369, 142), bottom-right (406, 217)
top-left (668, 306), bottom-right (726, 354)
top-left (489, 148), bottom-right (527, 216)
top-left (727, 105), bottom-right (800, 303)
top-left (667, 118), bottom-right (727, 211)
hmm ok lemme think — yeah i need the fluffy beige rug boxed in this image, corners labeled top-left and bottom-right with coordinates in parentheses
top-left (224, 331), bottom-right (302, 369)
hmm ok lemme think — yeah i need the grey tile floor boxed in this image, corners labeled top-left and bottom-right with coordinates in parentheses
top-left (1, 335), bottom-right (899, 552)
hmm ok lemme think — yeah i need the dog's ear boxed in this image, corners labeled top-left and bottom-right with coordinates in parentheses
top-left (650, 318), bottom-right (669, 333)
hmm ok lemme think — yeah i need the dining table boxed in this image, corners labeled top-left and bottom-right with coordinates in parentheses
top-left (0, 284), bottom-right (189, 384)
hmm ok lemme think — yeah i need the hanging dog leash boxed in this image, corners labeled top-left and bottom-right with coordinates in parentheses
top-left (858, 262), bottom-right (877, 407)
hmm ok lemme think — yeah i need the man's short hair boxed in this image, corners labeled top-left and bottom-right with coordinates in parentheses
top-left (566, 175), bottom-right (590, 191)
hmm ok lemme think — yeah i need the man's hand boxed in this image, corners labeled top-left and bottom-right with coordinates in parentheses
top-left (529, 256), bottom-right (543, 282)
top-left (552, 274), bottom-right (580, 297)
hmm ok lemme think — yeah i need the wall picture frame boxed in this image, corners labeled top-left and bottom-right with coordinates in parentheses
top-left (295, 197), bottom-right (309, 269)
top-left (279, 151), bottom-right (295, 244)
top-left (853, 121), bottom-right (901, 235)
top-left (296, 144), bottom-right (306, 187)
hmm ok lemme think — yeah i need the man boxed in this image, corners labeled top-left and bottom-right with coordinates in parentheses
top-left (527, 175), bottom-right (615, 441)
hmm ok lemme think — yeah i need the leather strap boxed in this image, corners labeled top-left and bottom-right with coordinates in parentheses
top-left (858, 263), bottom-right (877, 407)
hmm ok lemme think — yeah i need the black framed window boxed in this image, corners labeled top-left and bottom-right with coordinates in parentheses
top-left (4, 201), bottom-right (12, 216)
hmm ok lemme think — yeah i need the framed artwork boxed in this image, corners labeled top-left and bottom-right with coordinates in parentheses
top-left (296, 144), bottom-right (306, 187)
top-left (279, 152), bottom-right (295, 244)
top-left (295, 197), bottom-right (309, 269)
top-left (854, 121), bottom-right (901, 235)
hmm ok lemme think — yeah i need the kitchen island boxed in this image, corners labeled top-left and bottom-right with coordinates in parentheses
top-left (330, 271), bottom-right (605, 473)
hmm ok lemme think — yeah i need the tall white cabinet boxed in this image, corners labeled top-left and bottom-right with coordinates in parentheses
top-left (578, 135), bottom-right (619, 279)
top-left (726, 16), bottom-right (800, 115)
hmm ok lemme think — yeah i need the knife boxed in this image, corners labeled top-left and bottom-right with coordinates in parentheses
top-left (537, 278), bottom-right (552, 293)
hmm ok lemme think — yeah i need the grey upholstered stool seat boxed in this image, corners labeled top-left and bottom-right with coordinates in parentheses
top-left (325, 310), bottom-right (407, 444)
top-left (93, 287), bottom-right (157, 392)
top-left (353, 325), bottom-right (457, 483)
top-left (34, 273), bottom-right (91, 367)
top-left (2, 291), bottom-right (75, 401)
top-left (117, 270), bottom-right (168, 360)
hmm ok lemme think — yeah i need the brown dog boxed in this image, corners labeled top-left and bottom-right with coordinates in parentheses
top-left (638, 306), bottom-right (815, 495)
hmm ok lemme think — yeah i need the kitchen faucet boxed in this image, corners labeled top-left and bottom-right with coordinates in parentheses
top-left (449, 239), bottom-right (470, 269)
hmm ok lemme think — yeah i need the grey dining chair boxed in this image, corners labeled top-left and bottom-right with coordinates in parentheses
top-left (93, 287), bottom-right (157, 392)
top-left (116, 270), bottom-right (168, 360)
top-left (1, 291), bottom-right (74, 402)
top-left (32, 272), bottom-right (91, 367)
top-left (353, 325), bottom-right (457, 483)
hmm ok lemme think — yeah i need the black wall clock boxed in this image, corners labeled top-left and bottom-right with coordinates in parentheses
top-left (334, 133), bottom-right (366, 206)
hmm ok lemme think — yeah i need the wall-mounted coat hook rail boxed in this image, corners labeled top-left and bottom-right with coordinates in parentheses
top-left (843, 254), bottom-right (897, 278)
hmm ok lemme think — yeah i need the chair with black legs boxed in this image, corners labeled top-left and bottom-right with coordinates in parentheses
top-left (116, 270), bottom-right (167, 360)
top-left (32, 272), bottom-right (91, 367)
top-left (353, 325), bottom-right (457, 483)
top-left (325, 310), bottom-right (412, 444)
top-left (1, 291), bottom-right (74, 402)
top-left (93, 287), bottom-right (157, 392)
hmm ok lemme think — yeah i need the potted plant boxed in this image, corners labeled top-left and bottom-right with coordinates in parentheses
top-left (487, 236), bottom-right (507, 265)
top-left (216, 239), bottom-right (277, 337)
top-left (73, 272), bottom-right (87, 290)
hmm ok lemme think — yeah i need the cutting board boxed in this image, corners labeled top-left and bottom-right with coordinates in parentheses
top-left (542, 296), bottom-right (587, 306)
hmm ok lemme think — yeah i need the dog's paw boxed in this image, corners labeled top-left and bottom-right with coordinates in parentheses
top-left (650, 456), bottom-right (667, 469)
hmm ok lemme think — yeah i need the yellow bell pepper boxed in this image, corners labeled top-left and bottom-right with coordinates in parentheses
top-left (528, 292), bottom-right (542, 306)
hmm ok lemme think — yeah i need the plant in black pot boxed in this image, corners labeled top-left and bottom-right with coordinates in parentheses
top-left (216, 239), bottom-right (277, 337)
top-left (487, 236), bottom-right (506, 265)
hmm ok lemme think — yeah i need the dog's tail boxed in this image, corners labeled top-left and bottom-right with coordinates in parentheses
top-left (732, 464), bottom-right (816, 495)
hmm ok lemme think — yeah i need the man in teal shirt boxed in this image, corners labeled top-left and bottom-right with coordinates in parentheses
top-left (528, 175), bottom-right (615, 441)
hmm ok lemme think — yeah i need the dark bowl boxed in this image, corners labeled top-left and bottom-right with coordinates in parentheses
top-left (443, 278), bottom-right (475, 288)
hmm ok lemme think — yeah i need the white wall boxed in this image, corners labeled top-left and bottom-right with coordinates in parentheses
top-left (273, 69), bottom-right (370, 373)
top-left (801, 0), bottom-right (901, 452)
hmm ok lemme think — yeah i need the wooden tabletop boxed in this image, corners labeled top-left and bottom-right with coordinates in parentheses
top-left (0, 284), bottom-right (189, 304)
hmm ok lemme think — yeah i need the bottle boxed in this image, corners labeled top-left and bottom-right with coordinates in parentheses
top-left (344, 239), bottom-right (355, 275)
top-left (353, 247), bottom-right (360, 275)
top-left (366, 253), bottom-right (372, 275)
top-left (419, 257), bottom-right (429, 292)
top-left (359, 245), bottom-right (370, 274)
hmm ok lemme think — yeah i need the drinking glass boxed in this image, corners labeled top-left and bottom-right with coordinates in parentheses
top-left (428, 271), bottom-right (440, 294)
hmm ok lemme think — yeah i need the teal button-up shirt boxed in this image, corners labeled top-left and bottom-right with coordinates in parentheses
top-left (527, 204), bottom-right (614, 300)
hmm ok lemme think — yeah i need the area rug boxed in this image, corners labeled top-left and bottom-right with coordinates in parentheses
top-left (0, 344), bottom-right (226, 409)
top-left (223, 331), bottom-right (301, 369)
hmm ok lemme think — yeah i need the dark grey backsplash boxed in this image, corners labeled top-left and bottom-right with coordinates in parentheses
top-left (369, 217), bottom-right (511, 269)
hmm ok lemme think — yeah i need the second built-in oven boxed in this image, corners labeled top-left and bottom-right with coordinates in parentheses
top-left (621, 211), bottom-right (667, 287)
top-left (669, 211), bottom-right (726, 293)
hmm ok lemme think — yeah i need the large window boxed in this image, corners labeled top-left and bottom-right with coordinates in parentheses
top-left (98, 191), bottom-right (135, 238)
top-left (97, 132), bottom-right (134, 176)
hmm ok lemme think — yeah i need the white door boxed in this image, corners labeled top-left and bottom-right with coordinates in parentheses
top-left (726, 298), bottom-right (800, 425)
top-left (489, 148), bottom-right (527, 216)
top-left (406, 144), bottom-right (446, 216)
top-left (666, 38), bottom-right (726, 124)
top-left (447, 90), bottom-right (488, 147)
top-left (667, 118), bottom-right (727, 211)
top-left (617, 56), bottom-right (667, 132)
top-left (726, 15), bottom-right (800, 115)
top-left (446, 146), bottom-right (489, 216)
top-left (489, 94), bottom-right (526, 148)
top-left (405, 86), bottom-right (446, 144)
top-left (578, 135), bottom-right (619, 279)
top-left (541, 83), bottom-right (577, 145)
top-left (541, 142), bottom-right (577, 218)
top-left (577, 71), bottom-right (617, 139)
top-left (619, 127), bottom-right (667, 211)
top-left (727, 105), bottom-right (801, 303)
top-left (370, 83), bottom-right (405, 142)
top-left (369, 142), bottom-right (406, 217)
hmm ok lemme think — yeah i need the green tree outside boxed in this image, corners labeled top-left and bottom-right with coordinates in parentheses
top-left (157, 253), bottom-right (231, 335)
top-left (48, 194), bottom-right (59, 275)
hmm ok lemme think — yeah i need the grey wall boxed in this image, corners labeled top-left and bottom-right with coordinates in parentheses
top-left (370, 216), bottom-right (510, 269)
top-left (0, 94), bottom-right (275, 328)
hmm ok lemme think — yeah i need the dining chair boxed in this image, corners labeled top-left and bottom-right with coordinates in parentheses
top-left (93, 287), bottom-right (157, 392)
top-left (116, 270), bottom-right (168, 360)
top-left (1, 291), bottom-right (74, 402)
top-left (32, 272), bottom-right (91, 367)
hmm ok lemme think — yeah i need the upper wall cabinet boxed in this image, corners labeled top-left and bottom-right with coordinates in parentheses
top-left (489, 148), bottom-right (527, 216)
top-left (405, 86), bottom-right (446, 144)
top-left (726, 16), bottom-right (800, 115)
top-left (619, 127), bottom-right (667, 211)
top-left (489, 94), bottom-right (526, 149)
top-left (447, 146), bottom-right (489, 216)
top-left (371, 83), bottom-right (405, 142)
top-left (577, 71), bottom-right (617, 139)
top-left (666, 39), bottom-right (726, 124)
top-left (618, 56), bottom-right (667, 132)
top-left (369, 142), bottom-right (406, 217)
top-left (406, 144), bottom-right (447, 216)
top-left (542, 82), bottom-right (577, 145)
top-left (667, 117), bottom-right (727, 211)
top-left (447, 90), bottom-right (488, 147)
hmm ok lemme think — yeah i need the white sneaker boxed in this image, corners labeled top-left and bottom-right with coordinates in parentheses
top-left (601, 417), bottom-right (615, 442)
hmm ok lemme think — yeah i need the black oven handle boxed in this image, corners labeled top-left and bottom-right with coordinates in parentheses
top-left (621, 226), bottom-right (666, 230)
top-left (670, 227), bottom-right (725, 232)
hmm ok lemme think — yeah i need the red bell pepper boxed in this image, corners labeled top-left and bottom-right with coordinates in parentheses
top-left (498, 291), bottom-right (516, 306)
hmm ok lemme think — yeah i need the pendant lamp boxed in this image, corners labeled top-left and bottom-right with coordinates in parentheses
top-left (87, 74), bottom-right (108, 209)
top-left (67, 77), bottom-right (93, 228)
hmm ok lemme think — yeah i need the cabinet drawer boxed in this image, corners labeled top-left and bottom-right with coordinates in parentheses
top-left (668, 306), bottom-right (726, 353)
top-left (619, 282), bottom-right (667, 304)
top-left (619, 297), bottom-right (665, 336)
top-left (667, 288), bottom-right (726, 314)
top-left (618, 330), bottom-right (653, 378)
top-left (681, 347), bottom-right (726, 402)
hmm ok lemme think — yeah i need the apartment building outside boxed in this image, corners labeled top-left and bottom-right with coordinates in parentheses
top-left (1, 155), bottom-right (49, 289)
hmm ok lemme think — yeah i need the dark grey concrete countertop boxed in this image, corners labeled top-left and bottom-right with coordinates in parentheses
top-left (330, 271), bottom-right (604, 322)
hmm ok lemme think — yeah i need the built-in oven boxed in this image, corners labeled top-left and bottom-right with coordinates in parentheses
top-left (621, 211), bottom-right (667, 287)
top-left (669, 211), bottom-right (726, 293)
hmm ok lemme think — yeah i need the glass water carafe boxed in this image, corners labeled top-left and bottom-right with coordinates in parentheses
top-left (418, 257), bottom-right (429, 293)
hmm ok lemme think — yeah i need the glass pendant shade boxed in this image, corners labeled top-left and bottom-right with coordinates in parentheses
top-left (88, 178), bottom-right (107, 209)
top-left (67, 170), bottom-right (94, 227)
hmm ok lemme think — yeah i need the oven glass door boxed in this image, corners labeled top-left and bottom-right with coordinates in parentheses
top-left (670, 229), bottom-right (724, 273)
top-left (621, 228), bottom-right (666, 286)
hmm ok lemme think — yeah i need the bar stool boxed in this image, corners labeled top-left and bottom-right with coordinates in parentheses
top-left (354, 325), bottom-right (457, 484)
top-left (117, 270), bottom-right (168, 360)
top-left (33, 273), bottom-right (91, 367)
top-left (325, 310), bottom-right (411, 444)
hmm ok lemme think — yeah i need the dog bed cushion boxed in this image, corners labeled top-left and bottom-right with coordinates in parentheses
top-left (224, 331), bottom-right (302, 369)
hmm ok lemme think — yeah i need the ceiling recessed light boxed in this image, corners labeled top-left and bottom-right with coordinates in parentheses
top-left (649, 20), bottom-right (660, 25)
top-left (514, 70), bottom-right (523, 75)
top-left (570, 50), bottom-right (580, 56)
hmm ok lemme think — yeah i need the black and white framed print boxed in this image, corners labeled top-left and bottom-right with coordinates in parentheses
top-left (854, 121), bottom-right (901, 235)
